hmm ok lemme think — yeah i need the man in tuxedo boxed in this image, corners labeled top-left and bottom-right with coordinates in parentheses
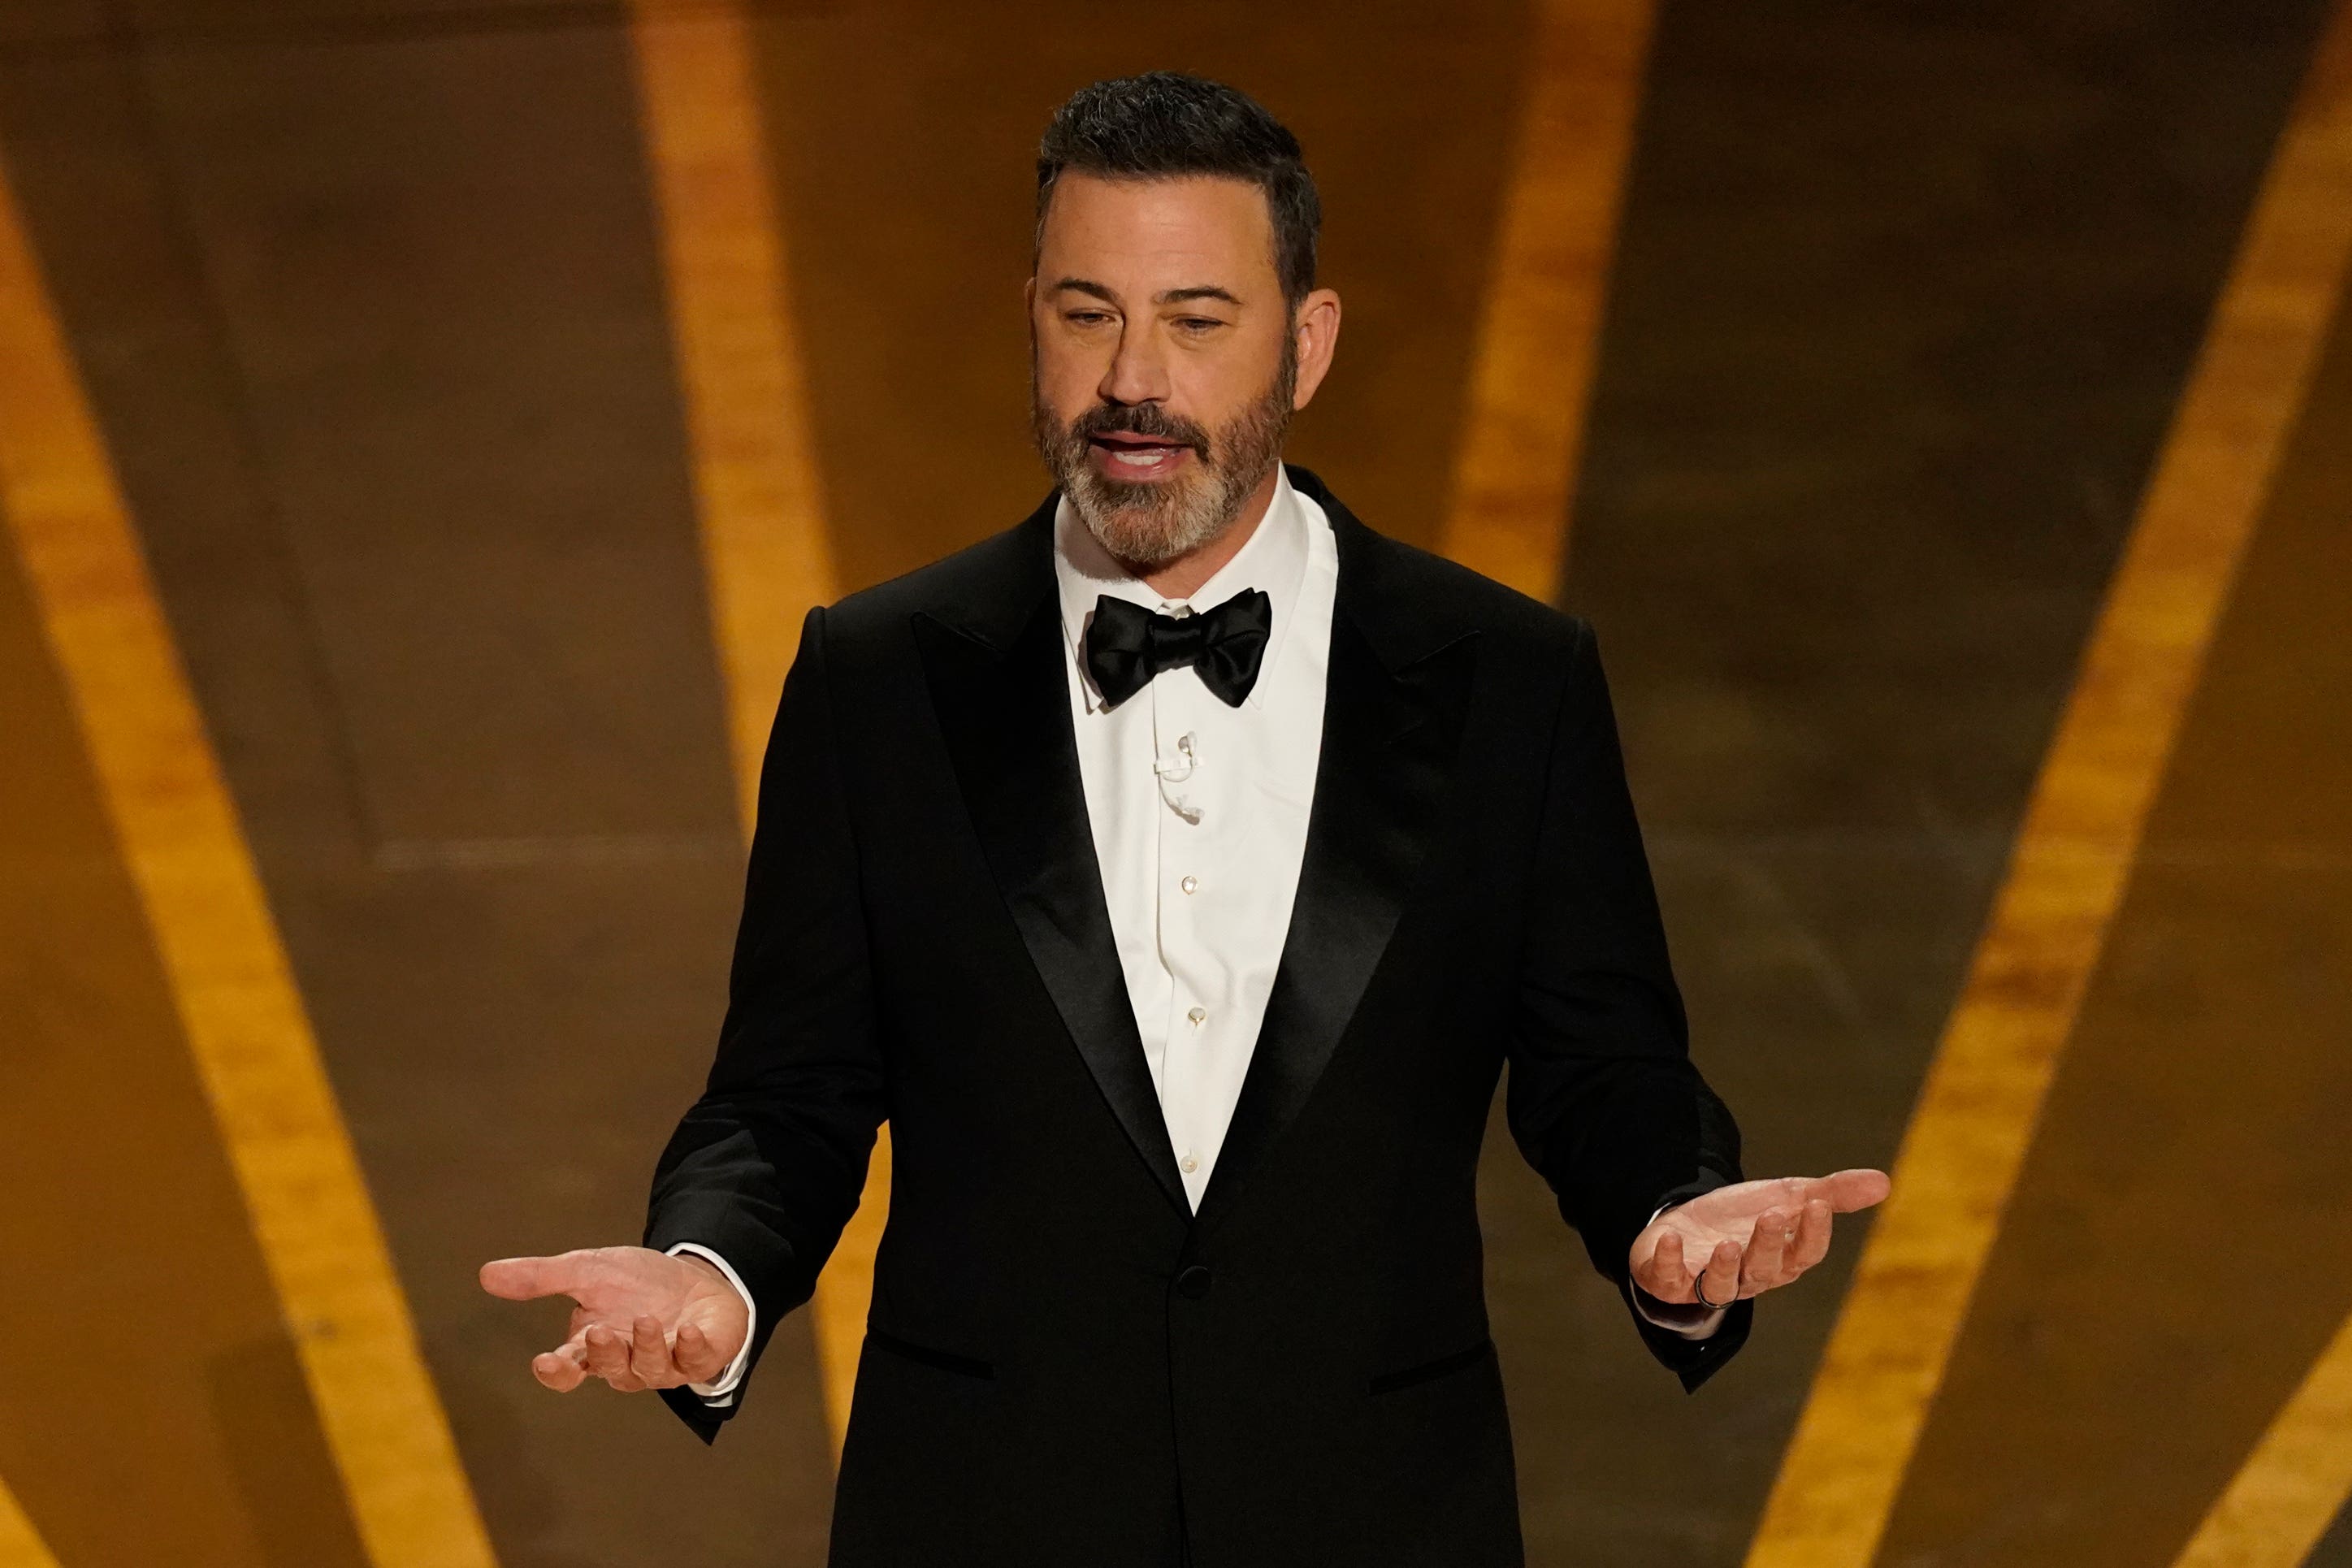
top-left (483, 71), bottom-right (1888, 1565)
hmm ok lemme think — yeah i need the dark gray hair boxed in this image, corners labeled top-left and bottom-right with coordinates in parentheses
top-left (1036, 72), bottom-right (1321, 310)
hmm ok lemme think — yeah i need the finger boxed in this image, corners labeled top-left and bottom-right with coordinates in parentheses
top-left (629, 1315), bottom-right (674, 1386)
top-left (532, 1333), bottom-right (588, 1393)
top-left (1643, 1229), bottom-right (1692, 1301)
top-left (1699, 1239), bottom-right (1741, 1309)
top-left (480, 1250), bottom-right (594, 1303)
top-left (480, 1254), bottom-right (562, 1301)
top-left (1790, 1198), bottom-right (1834, 1271)
top-left (1805, 1168), bottom-right (1891, 1214)
top-left (674, 1321), bottom-right (726, 1383)
top-left (1741, 1209), bottom-right (1791, 1295)
top-left (583, 1323), bottom-right (639, 1390)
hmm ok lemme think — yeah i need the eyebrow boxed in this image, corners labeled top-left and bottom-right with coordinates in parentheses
top-left (1157, 285), bottom-right (1243, 306)
top-left (1051, 277), bottom-right (1245, 308)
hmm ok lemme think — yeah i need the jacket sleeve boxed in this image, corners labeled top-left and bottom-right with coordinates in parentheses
top-left (643, 605), bottom-right (886, 1440)
top-left (1504, 617), bottom-right (1752, 1391)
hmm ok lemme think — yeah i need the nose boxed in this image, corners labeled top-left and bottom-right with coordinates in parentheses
top-left (1098, 318), bottom-right (1172, 408)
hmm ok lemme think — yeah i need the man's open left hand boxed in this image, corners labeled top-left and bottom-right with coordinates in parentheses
top-left (1628, 1168), bottom-right (1891, 1308)
top-left (479, 1245), bottom-right (749, 1393)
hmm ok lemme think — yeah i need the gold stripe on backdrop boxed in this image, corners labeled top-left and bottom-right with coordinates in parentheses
top-left (2174, 1308), bottom-right (2352, 1568)
top-left (1436, 0), bottom-right (1655, 597)
top-left (0, 161), bottom-right (497, 1568)
top-left (0, 1480), bottom-right (58, 1568)
top-left (627, 2), bottom-right (872, 1459)
top-left (1743, 6), bottom-right (2352, 1566)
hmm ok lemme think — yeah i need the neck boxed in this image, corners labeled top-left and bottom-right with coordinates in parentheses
top-left (1124, 463), bottom-right (1284, 600)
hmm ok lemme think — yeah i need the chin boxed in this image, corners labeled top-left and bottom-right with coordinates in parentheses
top-left (1071, 475), bottom-right (1232, 569)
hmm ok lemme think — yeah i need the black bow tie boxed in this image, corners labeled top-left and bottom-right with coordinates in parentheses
top-left (1083, 589), bottom-right (1272, 709)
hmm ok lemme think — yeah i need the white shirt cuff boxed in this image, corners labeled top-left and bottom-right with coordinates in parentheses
top-left (1632, 1199), bottom-right (1729, 1339)
top-left (665, 1243), bottom-right (757, 1404)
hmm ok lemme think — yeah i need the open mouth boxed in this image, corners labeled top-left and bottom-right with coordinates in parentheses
top-left (1088, 431), bottom-right (1198, 474)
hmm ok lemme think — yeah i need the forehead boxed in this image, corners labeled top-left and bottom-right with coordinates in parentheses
top-left (1038, 172), bottom-right (1279, 292)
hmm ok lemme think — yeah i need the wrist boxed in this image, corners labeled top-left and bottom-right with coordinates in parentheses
top-left (674, 1250), bottom-right (728, 1287)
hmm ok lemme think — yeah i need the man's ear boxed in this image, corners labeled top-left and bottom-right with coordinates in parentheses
top-left (1289, 287), bottom-right (1343, 411)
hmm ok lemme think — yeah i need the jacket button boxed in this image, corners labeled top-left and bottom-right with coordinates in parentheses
top-left (1176, 1265), bottom-right (1213, 1299)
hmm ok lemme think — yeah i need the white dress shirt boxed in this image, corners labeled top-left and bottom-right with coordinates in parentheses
top-left (680, 466), bottom-right (1711, 1404)
top-left (1055, 463), bottom-right (1334, 1211)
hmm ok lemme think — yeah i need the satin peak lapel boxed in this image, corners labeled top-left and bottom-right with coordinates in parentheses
top-left (916, 587), bottom-right (1190, 1217)
top-left (1193, 502), bottom-right (1479, 1234)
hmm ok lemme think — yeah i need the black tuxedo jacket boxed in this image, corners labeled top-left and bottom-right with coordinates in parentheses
top-left (644, 466), bottom-right (1750, 1566)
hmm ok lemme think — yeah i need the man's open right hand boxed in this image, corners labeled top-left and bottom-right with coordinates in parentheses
top-left (479, 1246), bottom-right (750, 1393)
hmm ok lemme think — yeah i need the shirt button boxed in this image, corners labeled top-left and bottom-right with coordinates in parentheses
top-left (1179, 1153), bottom-right (1198, 1174)
top-left (1180, 875), bottom-right (1198, 894)
top-left (1186, 1006), bottom-right (1206, 1026)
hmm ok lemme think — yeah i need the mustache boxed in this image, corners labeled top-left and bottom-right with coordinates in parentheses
top-left (1066, 401), bottom-right (1213, 461)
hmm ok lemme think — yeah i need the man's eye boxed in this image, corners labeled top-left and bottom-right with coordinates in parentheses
top-left (1176, 317), bottom-right (1225, 332)
top-left (1066, 310), bottom-right (1114, 326)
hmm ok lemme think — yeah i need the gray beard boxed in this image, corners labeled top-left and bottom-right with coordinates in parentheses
top-left (1067, 453), bottom-right (1256, 568)
top-left (1033, 348), bottom-right (1297, 571)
